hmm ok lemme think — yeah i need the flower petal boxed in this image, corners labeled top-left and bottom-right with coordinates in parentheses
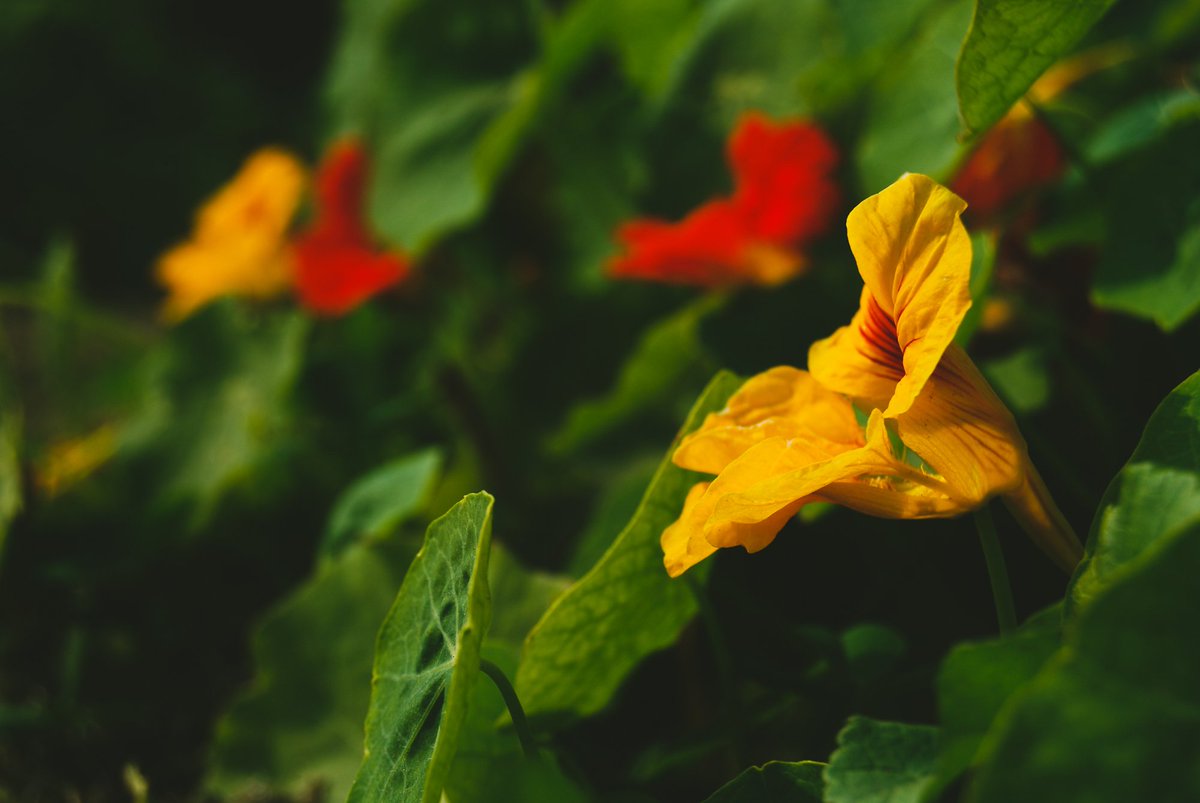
top-left (893, 343), bottom-right (1025, 506)
top-left (293, 139), bottom-right (410, 315)
top-left (844, 173), bottom-right (973, 417)
top-left (808, 288), bottom-right (905, 412)
top-left (728, 113), bottom-right (840, 244)
top-left (673, 366), bottom-right (862, 475)
top-left (158, 148), bottom-right (305, 321)
top-left (661, 482), bottom-right (719, 577)
top-left (690, 436), bottom-right (820, 553)
top-left (705, 411), bottom-right (904, 540)
top-left (607, 201), bottom-right (788, 287)
top-left (194, 149), bottom-right (306, 244)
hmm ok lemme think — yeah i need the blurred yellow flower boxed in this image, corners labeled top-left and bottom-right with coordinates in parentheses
top-left (156, 149), bottom-right (306, 321)
top-left (663, 174), bottom-right (1082, 577)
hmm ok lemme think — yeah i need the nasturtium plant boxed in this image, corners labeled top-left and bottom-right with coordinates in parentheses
top-left (3, 0), bottom-right (1199, 799)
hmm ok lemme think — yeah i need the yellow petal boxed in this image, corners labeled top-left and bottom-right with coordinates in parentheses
top-left (705, 411), bottom-right (902, 539)
top-left (195, 149), bottom-right (306, 243)
top-left (1001, 463), bottom-right (1083, 573)
top-left (157, 148), bottom-right (306, 322)
top-left (831, 173), bottom-right (973, 418)
top-left (819, 479), bottom-right (965, 519)
top-left (674, 366), bottom-right (862, 475)
top-left (662, 482), bottom-right (719, 578)
top-left (893, 344), bottom-right (1025, 506)
top-left (807, 289), bottom-right (904, 412)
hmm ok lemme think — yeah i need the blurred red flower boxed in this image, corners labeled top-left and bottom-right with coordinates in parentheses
top-left (951, 113), bottom-right (1064, 219)
top-left (608, 113), bottom-right (839, 287)
top-left (293, 138), bottom-right (410, 315)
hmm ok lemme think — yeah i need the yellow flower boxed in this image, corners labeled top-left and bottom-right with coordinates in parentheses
top-left (662, 174), bottom-right (1082, 577)
top-left (157, 148), bottom-right (306, 322)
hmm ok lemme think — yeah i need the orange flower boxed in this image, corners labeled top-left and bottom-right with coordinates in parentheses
top-left (156, 149), bottom-right (306, 321)
top-left (662, 174), bottom-right (1082, 577)
top-left (608, 113), bottom-right (839, 287)
top-left (293, 138), bottom-right (410, 316)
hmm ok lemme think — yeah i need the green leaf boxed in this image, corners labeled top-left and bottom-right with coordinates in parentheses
top-left (547, 296), bottom-right (722, 455)
top-left (1089, 120), bottom-right (1200, 330)
top-left (665, 0), bottom-right (942, 123)
top-left (567, 456), bottom-right (658, 577)
top-left (607, 0), bottom-right (698, 102)
top-left (982, 347), bottom-right (1050, 414)
top-left (349, 492), bottom-right (495, 803)
top-left (1070, 369), bottom-right (1200, 610)
top-left (327, 0), bottom-right (604, 252)
top-left (135, 306), bottom-right (309, 525)
top-left (825, 717), bottom-right (939, 803)
top-left (969, 519), bottom-right (1200, 803)
top-left (704, 760), bottom-right (825, 802)
top-left (956, 0), bottom-right (1118, 136)
top-left (516, 371), bottom-right (743, 720)
top-left (856, 0), bottom-right (974, 192)
top-left (1085, 88), bottom-right (1200, 166)
top-left (321, 448), bottom-right (443, 559)
top-left (926, 614), bottom-right (1061, 798)
top-left (206, 538), bottom-right (416, 801)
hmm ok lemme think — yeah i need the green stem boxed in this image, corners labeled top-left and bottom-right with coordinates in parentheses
top-left (479, 659), bottom-right (537, 760)
top-left (974, 505), bottom-right (1018, 636)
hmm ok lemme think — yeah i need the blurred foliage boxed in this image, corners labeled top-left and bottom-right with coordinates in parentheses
top-left (1, 0), bottom-right (1199, 800)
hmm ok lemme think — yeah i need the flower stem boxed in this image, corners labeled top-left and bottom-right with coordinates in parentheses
top-left (479, 659), bottom-right (537, 760)
top-left (974, 505), bottom-right (1018, 635)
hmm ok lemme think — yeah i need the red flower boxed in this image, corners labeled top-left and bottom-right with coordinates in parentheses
top-left (293, 138), bottom-right (410, 315)
top-left (608, 113), bottom-right (839, 287)
top-left (951, 113), bottom-right (1064, 219)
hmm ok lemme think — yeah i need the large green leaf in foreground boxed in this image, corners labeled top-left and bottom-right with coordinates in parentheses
top-left (1070, 368), bottom-right (1200, 609)
top-left (969, 519), bottom-right (1200, 802)
top-left (956, 0), bottom-right (1117, 136)
top-left (206, 538), bottom-right (415, 801)
top-left (924, 610), bottom-right (1061, 799)
top-left (515, 371), bottom-right (743, 720)
top-left (349, 492), bottom-right (495, 803)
